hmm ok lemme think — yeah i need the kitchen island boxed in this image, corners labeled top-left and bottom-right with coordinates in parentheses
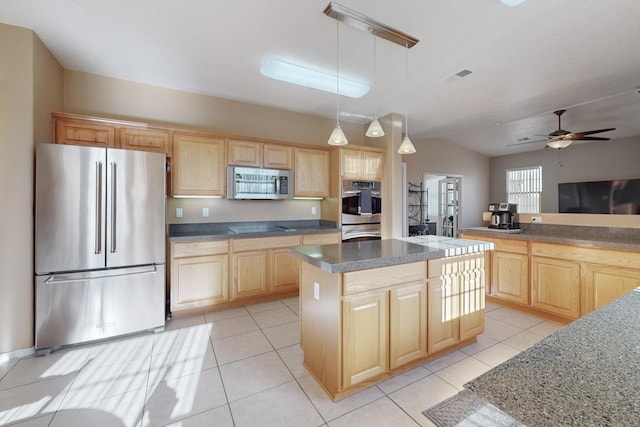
top-left (289, 236), bottom-right (494, 401)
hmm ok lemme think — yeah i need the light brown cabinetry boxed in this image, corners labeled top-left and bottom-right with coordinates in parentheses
top-left (294, 147), bottom-right (330, 198)
top-left (389, 283), bottom-right (428, 369)
top-left (170, 240), bottom-right (229, 314)
top-left (531, 256), bottom-right (581, 319)
top-left (301, 232), bottom-right (342, 246)
top-left (54, 115), bottom-right (116, 148)
top-left (584, 264), bottom-right (640, 312)
top-left (228, 140), bottom-right (293, 169)
top-left (230, 235), bottom-right (301, 300)
top-left (119, 127), bottom-right (171, 155)
top-left (172, 133), bottom-right (226, 197)
top-left (340, 148), bottom-right (384, 181)
top-left (428, 253), bottom-right (485, 353)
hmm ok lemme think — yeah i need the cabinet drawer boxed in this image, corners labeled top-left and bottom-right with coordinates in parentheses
top-left (232, 235), bottom-right (301, 252)
top-left (172, 240), bottom-right (228, 258)
top-left (302, 233), bottom-right (341, 246)
top-left (492, 238), bottom-right (528, 254)
top-left (343, 262), bottom-right (426, 295)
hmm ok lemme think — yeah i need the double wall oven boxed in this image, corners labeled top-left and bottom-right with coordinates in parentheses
top-left (341, 179), bottom-right (382, 241)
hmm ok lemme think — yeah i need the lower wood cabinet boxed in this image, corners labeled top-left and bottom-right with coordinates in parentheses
top-left (270, 248), bottom-right (300, 294)
top-left (428, 253), bottom-right (486, 353)
top-left (342, 291), bottom-right (388, 387)
top-left (389, 283), bottom-right (428, 369)
top-left (584, 264), bottom-right (640, 312)
top-left (170, 240), bottom-right (229, 314)
top-left (492, 251), bottom-right (529, 304)
top-left (231, 250), bottom-right (269, 299)
top-left (531, 256), bottom-right (581, 319)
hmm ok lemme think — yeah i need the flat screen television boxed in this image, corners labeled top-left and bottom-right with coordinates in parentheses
top-left (558, 179), bottom-right (640, 214)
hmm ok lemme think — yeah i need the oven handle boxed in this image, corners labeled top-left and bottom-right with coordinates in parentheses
top-left (342, 228), bottom-right (381, 240)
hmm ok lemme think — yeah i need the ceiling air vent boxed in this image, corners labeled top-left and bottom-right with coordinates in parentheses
top-left (444, 69), bottom-right (473, 83)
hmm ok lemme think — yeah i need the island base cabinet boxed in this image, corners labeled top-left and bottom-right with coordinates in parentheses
top-left (460, 271), bottom-right (486, 341)
top-left (342, 292), bottom-right (388, 388)
top-left (531, 256), bottom-right (581, 319)
top-left (389, 283), bottom-right (428, 369)
top-left (428, 277), bottom-right (459, 353)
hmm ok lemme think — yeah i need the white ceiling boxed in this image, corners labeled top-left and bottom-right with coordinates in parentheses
top-left (2, 0), bottom-right (640, 157)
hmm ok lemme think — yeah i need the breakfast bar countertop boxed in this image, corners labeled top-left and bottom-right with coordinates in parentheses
top-left (290, 235), bottom-right (494, 273)
top-left (460, 223), bottom-right (640, 252)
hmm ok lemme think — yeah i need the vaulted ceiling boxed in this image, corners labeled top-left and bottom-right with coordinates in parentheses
top-left (2, 0), bottom-right (639, 156)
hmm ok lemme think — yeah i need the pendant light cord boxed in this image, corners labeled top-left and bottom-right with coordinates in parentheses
top-left (373, 36), bottom-right (377, 119)
top-left (336, 20), bottom-right (340, 126)
top-left (405, 44), bottom-right (409, 135)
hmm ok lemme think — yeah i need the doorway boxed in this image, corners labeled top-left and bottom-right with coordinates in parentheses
top-left (422, 173), bottom-right (462, 237)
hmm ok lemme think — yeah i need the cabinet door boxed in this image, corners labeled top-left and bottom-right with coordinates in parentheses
top-left (428, 277), bottom-right (460, 353)
top-left (531, 256), bottom-right (581, 319)
top-left (228, 140), bottom-right (261, 167)
top-left (363, 151), bottom-right (384, 181)
top-left (172, 134), bottom-right (226, 196)
top-left (584, 264), bottom-right (640, 313)
top-left (343, 292), bottom-right (388, 387)
top-left (459, 269), bottom-right (485, 341)
top-left (55, 117), bottom-right (115, 148)
top-left (270, 248), bottom-right (299, 294)
top-left (263, 144), bottom-right (293, 170)
top-left (294, 148), bottom-right (330, 197)
top-left (389, 283), bottom-right (427, 369)
top-left (119, 128), bottom-right (171, 155)
top-left (171, 254), bottom-right (229, 312)
top-left (492, 251), bottom-right (529, 304)
top-left (232, 251), bottom-right (268, 299)
top-left (340, 148), bottom-right (362, 179)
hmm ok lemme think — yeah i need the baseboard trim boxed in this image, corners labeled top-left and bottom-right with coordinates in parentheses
top-left (0, 347), bottom-right (35, 365)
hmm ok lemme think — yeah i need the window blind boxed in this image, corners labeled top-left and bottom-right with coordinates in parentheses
top-left (506, 166), bottom-right (542, 213)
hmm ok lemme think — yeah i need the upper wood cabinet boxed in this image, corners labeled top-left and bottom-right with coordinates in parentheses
top-left (53, 113), bottom-right (171, 155)
top-left (294, 147), bottom-right (330, 198)
top-left (119, 127), bottom-right (171, 155)
top-left (340, 148), bottom-right (384, 181)
top-left (228, 140), bottom-right (293, 169)
top-left (54, 115), bottom-right (116, 148)
top-left (172, 133), bottom-right (226, 197)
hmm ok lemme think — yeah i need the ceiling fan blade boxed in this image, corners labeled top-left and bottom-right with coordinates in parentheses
top-left (507, 139), bottom-right (547, 147)
top-left (573, 128), bottom-right (616, 137)
top-left (573, 136), bottom-right (611, 141)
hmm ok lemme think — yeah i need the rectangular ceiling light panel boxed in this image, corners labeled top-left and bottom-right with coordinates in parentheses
top-left (260, 58), bottom-right (370, 98)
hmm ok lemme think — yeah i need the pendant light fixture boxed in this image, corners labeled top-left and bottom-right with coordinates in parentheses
top-left (366, 36), bottom-right (385, 138)
top-left (398, 44), bottom-right (416, 154)
top-left (328, 19), bottom-right (348, 146)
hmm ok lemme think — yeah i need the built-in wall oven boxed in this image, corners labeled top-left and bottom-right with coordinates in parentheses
top-left (341, 179), bottom-right (382, 241)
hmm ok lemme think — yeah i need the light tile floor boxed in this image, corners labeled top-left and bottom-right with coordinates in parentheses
top-left (0, 299), bottom-right (563, 427)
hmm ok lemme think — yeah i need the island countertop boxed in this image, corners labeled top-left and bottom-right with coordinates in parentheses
top-left (289, 235), bottom-right (494, 273)
top-left (464, 287), bottom-right (640, 426)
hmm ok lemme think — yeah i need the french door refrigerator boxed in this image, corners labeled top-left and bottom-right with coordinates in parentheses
top-left (35, 142), bottom-right (166, 354)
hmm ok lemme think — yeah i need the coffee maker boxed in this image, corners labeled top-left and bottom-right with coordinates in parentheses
top-left (488, 203), bottom-right (517, 229)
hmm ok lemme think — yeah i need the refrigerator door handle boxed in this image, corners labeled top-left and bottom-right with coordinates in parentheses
top-left (43, 265), bottom-right (159, 285)
top-left (110, 162), bottom-right (117, 253)
top-left (95, 161), bottom-right (103, 254)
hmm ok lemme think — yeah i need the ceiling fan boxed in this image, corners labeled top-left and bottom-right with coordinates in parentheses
top-left (509, 109), bottom-right (616, 149)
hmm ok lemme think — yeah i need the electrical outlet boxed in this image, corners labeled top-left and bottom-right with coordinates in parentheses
top-left (176, 207), bottom-right (183, 218)
top-left (202, 207), bottom-right (209, 217)
top-left (531, 216), bottom-right (542, 223)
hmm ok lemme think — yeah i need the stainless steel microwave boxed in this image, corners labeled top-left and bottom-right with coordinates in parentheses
top-left (227, 166), bottom-right (293, 200)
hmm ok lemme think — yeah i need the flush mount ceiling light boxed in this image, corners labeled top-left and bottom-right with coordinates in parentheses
top-left (546, 139), bottom-right (573, 149)
top-left (500, 0), bottom-right (527, 5)
top-left (261, 58), bottom-right (369, 98)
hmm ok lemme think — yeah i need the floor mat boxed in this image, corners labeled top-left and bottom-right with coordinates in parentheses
top-left (422, 389), bottom-right (525, 427)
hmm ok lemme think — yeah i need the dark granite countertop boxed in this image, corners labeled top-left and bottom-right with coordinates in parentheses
top-left (168, 220), bottom-right (340, 242)
top-left (465, 287), bottom-right (640, 426)
top-left (290, 236), bottom-right (493, 273)
top-left (460, 223), bottom-right (640, 251)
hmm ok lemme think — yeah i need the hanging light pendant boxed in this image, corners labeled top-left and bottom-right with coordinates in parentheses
top-left (366, 36), bottom-right (385, 138)
top-left (398, 45), bottom-right (416, 154)
top-left (328, 19), bottom-right (348, 146)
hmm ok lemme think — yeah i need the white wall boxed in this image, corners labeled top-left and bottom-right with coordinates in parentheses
top-left (490, 135), bottom-right (640, 212)
top-left (404, 137), bottom-right (490, 229)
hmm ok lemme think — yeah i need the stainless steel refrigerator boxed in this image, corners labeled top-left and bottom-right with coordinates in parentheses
top-left (34, 142), bottom-right (166, 354)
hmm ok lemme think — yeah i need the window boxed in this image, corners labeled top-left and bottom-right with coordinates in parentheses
top-left (506, 166), bottom-right (542, 213)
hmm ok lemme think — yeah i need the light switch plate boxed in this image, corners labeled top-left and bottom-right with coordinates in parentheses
top-left (203, 207), bottom-right (209, 217)
top-left (314, 282), bottom-right (320, 300)
top-left (176, 207), bottom-right (183, 218)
